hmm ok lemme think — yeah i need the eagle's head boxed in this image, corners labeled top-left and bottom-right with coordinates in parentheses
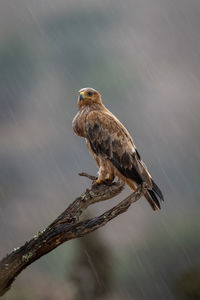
top-left (78, 87), bottom-right (102, 108)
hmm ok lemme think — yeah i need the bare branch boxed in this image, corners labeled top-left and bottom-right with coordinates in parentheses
top-left (78, 172), bottom-right (97, 181)
top-left (0, 174), bottom-right (142, 297)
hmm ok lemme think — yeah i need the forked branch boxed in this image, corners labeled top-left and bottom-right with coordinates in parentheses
top-left (0, 173), bottom-right (142, 297)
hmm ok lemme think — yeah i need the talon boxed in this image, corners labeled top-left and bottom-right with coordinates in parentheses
top-left (95, 178), bottom-right (102, 184)
top-left (92, 178), bottom-right (103, 185)
top-left (92, 177), bottom-right (114, 186)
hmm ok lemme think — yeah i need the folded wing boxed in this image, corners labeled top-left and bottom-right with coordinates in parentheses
top-left (86, 110), bottom-right (163, 210)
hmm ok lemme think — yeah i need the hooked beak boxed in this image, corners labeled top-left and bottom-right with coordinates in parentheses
top-left (79, 92), bottom-right (84, 101)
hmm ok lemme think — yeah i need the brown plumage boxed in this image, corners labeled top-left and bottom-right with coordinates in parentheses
top-left (72, 87), bottom-right (164, 210)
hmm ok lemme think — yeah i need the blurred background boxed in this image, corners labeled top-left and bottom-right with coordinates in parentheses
top-left (0, 0), bottom-right (200, 299)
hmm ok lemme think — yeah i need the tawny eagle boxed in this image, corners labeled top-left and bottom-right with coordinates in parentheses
top-left (72, 87), bottom-right (164, 210)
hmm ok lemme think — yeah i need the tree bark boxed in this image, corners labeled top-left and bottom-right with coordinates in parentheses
top-left (0, 173), bottom-right (142, 297)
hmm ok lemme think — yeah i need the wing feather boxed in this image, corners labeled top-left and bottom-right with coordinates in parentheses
top-left (86, 110), bottom-right (148, 185)
top-left (86, 110), bottom-right (164, 210)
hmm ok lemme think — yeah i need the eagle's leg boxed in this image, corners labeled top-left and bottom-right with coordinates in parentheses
top-left (95, 160), bottom-right (115, 185)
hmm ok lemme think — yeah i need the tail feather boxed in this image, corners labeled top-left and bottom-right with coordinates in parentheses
top-left (143, 180), bottom-right (164, 211)
top-left (152, 179), bottom-right (164, 201)
top-left (144, 190), bottom-right (161, 211)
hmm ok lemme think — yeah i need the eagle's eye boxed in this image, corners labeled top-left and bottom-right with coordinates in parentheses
top-left (87, 91), bottom-right (93, 97)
